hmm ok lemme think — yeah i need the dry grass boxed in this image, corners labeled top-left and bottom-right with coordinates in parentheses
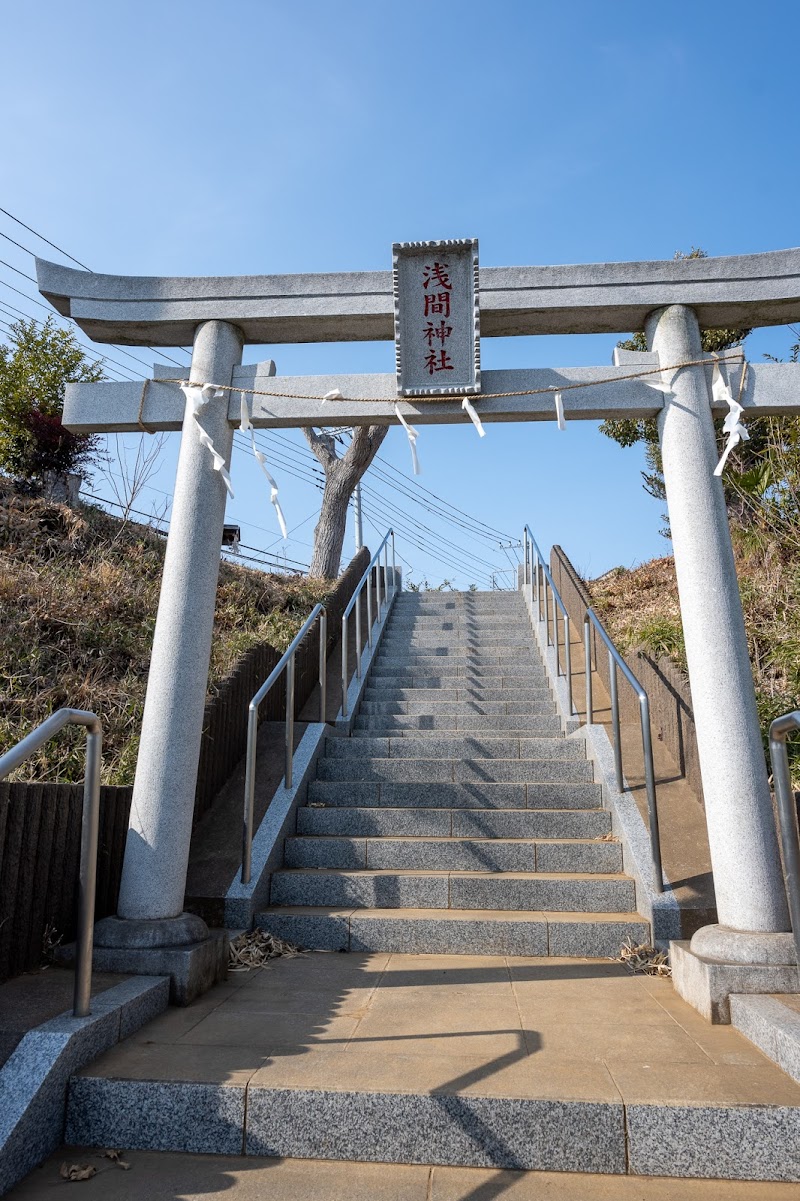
top-left (0, 481), bottom-right (332, 785)
top-left (588, 535), bottom-right (800, 782)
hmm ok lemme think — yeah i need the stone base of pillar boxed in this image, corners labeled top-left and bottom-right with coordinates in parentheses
top-left (671, 939), bottom-right (800, 1024)
top-left (58, 914), bottom-right (229, 1006)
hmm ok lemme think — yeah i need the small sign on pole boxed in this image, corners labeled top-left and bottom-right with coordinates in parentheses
top-left (393, 238), bottom-right (480, 397)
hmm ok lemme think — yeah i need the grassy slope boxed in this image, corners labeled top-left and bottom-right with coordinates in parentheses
top-left (589, 530), bottom-right (800, 774)
top-left (0, 482), bottom-right (331, 784)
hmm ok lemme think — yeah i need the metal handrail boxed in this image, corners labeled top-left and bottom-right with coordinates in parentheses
top-left (0, 709), bottom-right (102, 1017)
top-left (341, 530), bottom-right (397, 718)
top-left (768, 712), bottom-right (800, 966)
top-left (241, 604), bottom-right (327, 884)
top-left (523, 526), bottom-right (574, 715)
top-left (522, 525), bottom-right (663, 893)
top-left (584, 607), bottom-right (663, 893)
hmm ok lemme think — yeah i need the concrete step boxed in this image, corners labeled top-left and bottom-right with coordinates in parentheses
top-left (269, 869), bottom-right (636, 912)
top-left (325, 736), bottom-right (580, 761)
top-left (353, 714), bottom-right (561, 733)
top-left (368, 665), bottom-right (548, 681)
top-left (381, 635), bottom-right (533, 648)
top-left (364, 679), bottom-right (549, 694)
top-left (316, 758), bottom-right (595, 784)
top-left (730, 995), bottom-right (800, 1085)
top-left (306, 780), bottom-right (603, 809)
top-left (359, 700), bottom-right (557, 716)
top-left (255, 907), bottom-right (649, 956)
top-left (296, 805), bottom-right (612, 838)
top-left (367, 676), bottom-right (548, 691)
top-left (386, 615), bottom-right (527, 626)
top-left (284, 836), bottom-right (623, 873)
top-left (362, 687), bottom-right (553, 704)
top-left (374, 650), bottom-right (540, 665)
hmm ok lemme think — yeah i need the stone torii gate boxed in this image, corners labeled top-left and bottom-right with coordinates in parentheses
top-left (38, 247), bottom-right (800, 1009)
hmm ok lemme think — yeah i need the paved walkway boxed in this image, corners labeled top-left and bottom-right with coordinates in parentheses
top-left (11, 1150), bottom-right (800, 1198)
top-left (71, 951), bottom-right (798, 1102)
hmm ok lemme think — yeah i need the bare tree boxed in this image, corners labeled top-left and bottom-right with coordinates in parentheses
top-left (103, 432), bottom-right (167, 524)
top-left (303, 425), bottom-right (388, 577)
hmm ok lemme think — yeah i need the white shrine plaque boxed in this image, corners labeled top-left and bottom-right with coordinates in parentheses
top-left (393, 238), bottom-right (480, 397)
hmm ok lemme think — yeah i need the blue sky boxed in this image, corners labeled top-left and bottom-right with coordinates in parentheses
top-left (1, 0), bottom-right (798, 586)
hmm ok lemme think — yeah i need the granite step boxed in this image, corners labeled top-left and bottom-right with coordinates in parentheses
top-left (284, 836), bottom-right (623, 873)
top-left (307, 780), bottom-right (602, 808)
top-left (359, 700), bottom-right (557, 716)
top-left (65, 945), bottom-right (800, 1183)
top-left (255, 907), bottom-right (649, 957)
top-left (368, 665), bottom-right (548, 681)
top-left (374, 647), bottom-right (540, 661)
top-left (362, 687), bottom-right (553, 704)
top-left (269, 869), bottom-right (635, 912)
top-left (325, 736), bottom-right (580, 761)
top-left (353, 713), bottom-right (560, 732)
top-left (316, 758), bottom-right (595, 784)
top-left (380, 635), bottom-right (534, 648)
top-left (296, 805), bottom-right (612, 838)
top-left (351, 720), bottom-right (562, 737)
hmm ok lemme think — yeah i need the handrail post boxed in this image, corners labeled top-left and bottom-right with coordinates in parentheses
top-left (376, 559), bottom-right (383, 622)
top-left (0, 709), bottom-right (102, 1017)
top-left (564, 612), bottom-right (573, 716)
top-left (383, 543), bottom-right (389, 613)
top-left (523, 528), bottom-right (530, 586)
top-left (535, 550), bottom-right (542, 618)
top-left (285, 652), bottom-right (295, 789)
top-left (355, 588), bottom-right (363, 680)
top-left (584, 616), bottom-right (593, 724)
top-left (241, 701), bottom-right (259, 884)
top-left (319, 610), bottom-right (327, 722)
top-left (609, 652), bottom-right (624, 792)
top-left (366, 572), bottom-right (373, 649)
top-left (543, 574), bottom-right (550, 644)
top-left (769, 715), bottom-right (800, 966)
top-left (640, 693), bottom-right (663, 893)
top-left (391, 532), bottom-right (397, 593)
top-left (74, 725), bottom-right (101, 1018)
top-left (341, 614), bottom-right (349, 719)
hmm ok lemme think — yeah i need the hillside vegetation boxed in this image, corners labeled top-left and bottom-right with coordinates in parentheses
top-left (590, 528), bottom-right (800, 773)
top-left (0, 481), bottom-right (331, 785)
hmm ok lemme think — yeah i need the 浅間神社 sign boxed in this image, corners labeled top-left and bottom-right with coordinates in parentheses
top-left (393, 238), bottom-right (480, 397)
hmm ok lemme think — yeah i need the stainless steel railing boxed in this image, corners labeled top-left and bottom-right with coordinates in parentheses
top-left (0, 709), bottom-right (102, 1017)
top-left (523, 526), bottom-right (574, 716)
top-left (584, 607), bottom-right (663, 893)
top-left (241, 604), bottom-right (327, 884)
top-left (523, 525), bottom-right (663, 892)
top-left (341, 530), bottom-right (397, 719)
top-left (768, 712), bottom-right (800, 965)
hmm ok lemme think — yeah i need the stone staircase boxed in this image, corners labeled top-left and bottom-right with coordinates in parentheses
top-left (257, 590), bottom-right (649, 956)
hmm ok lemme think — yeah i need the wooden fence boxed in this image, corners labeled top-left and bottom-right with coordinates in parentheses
top-left (0, 547), bottom-right (371, 982)
top-left (0, 783), bottom-right (132, 981)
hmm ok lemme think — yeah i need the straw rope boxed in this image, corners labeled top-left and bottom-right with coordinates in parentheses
top-left (150, 352), bottom-right (746, 407)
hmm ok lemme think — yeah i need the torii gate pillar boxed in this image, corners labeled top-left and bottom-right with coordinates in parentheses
top-left (92, 319), bottom-right (243, 1001)
top-left (647, 304), bottom-right (794, 1016)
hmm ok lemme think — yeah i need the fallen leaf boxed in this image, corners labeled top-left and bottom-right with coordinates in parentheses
top-left (60, 1162), bottom-right (97, 1182)
top-left (99, 1149), bottom-right (131, 1170)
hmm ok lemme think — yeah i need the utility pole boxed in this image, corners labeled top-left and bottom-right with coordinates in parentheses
top-left (353, 482), bottom-right (363, 552)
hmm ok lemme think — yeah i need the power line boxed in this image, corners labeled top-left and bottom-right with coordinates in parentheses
top-left (0, 257), bottom-right (36, 283)
top-left (0, 205), bottom-right (92, 269)
top-left (0, 298), bottom-right (131, 381)
top-left (0, 206), bottom-right (190, 369)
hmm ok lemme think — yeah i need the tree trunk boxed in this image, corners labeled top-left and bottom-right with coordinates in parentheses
top-left (309, 477), bottom-right (352, 578)
top-left (303, 425), bottom-right (388, 578)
